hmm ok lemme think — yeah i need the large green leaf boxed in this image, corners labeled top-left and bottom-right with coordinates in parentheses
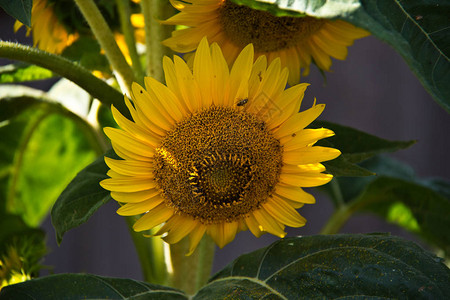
top-left (309, 120), bottom-right (414, 177)
top-left (202, 234), bottom-right (450, 299)
top-left (232, 0), bottom-right (450, 112)
top-left (0, 274), bottom-right (188, 299)
top-left (0, 96), bottom-right (99, 227)
top-left (0, 64), bottom-right (56, 83)
top-left (331, 156), bottom-right (450, 257)
top-left (51, 150), bottom-right (118, 244)
top-left (61, 37), bottom-right (111, 74)
top-left (0, 0), bottom-right (32, 27)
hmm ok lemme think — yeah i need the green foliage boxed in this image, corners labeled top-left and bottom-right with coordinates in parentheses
top-left (0, 214), bottom-right (46, 278)
top-left (2, 235), bottom-right (449, 299)
top-left (232, 0), bottom-right (450, 112)
top-left (61, 37), bottom-right (111, 74)
top-left (0, 0), bottom-right (32, 27)
top-left (0, 64), bottom-right (55, 83)
top-left (309, 120), bottom-right (415, 177)
top-left (0, 95), bottom-right (99, 227)
top-left (328, 156), bottom-right (450, 257)
top-left (206, 234), bottom-right (450, 299)
top-left (51, 150), bottom-right (118, 244)
top-left (0, 273), bottom-right (187, 299)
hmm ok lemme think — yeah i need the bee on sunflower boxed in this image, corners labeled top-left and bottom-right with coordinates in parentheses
top-left (100, 37), bottom-right (340, 255)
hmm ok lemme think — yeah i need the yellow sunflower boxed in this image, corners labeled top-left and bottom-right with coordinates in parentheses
top-left (14, 0), bottom-right (145, 62)
top-left (100, 37), bottom-right (340, 255)
top-left (14, 0), bottom-right (78, 53)
top-left (162, 0), bottom-right (369, 85)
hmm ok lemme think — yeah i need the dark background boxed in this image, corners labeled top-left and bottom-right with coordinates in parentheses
top-left (1, 8), bottom-right (449, 280)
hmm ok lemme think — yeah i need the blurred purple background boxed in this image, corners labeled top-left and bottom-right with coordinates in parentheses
top-left (1, 8), bottom-right (449, 280)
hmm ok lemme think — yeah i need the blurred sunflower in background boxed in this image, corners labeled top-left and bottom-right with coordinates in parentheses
top-left (100, 37), bottom-right (340, 255)
top-left (162, 0), bottom-right (369, 85)
top-left (14, 0), bottom-right (144, 64)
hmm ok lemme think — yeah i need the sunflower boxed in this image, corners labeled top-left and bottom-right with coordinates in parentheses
top-left (162, 0), bottom-right (369, 85)
top-left (100, 37), bottom-right (340, 254)
top-left (13, 0), bottom-right (78, 53)
top-left (14, 0), bottom-right (145, 61)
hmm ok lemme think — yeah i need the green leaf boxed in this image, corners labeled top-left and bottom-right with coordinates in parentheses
top-left (61, 37), bottom-right (111, 74)
top-left (51, 150), bottom-right (118, 244)
top-left (333, 156), bottom-right (450, 257)
top-left (356, 178), bottom-right (450, 257)
top-left (0, 213), bottom-right (47, 277)
top-left (309, 120), bottom-right (414, 177)
top-left (0, 97), bottom-right (99, 227)
top-left (0, 0), bottom-right (32, 27)
top-left (232, 0), bottom-right (450, 112)
top-left (0, 63), bottom-right (56, 83)
top-left (311, 120), bottom-right (415, 163)
top-left (0, 273), bottom-right (188, 299)
top-left (201, 234), bottom-right (450, 299)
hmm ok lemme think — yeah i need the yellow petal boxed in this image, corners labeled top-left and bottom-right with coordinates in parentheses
top-left (162, 215), bottom-right (198, 244)
top-left (252, 209), bottom-right (286, 238)
top-left (279, 172), bottom-right (333, 188)
top-left (131, 82), bottom-right (173, 131)
top-left (105, 157), bottom-right (153, 177)
top-left (117, 195), bottom-right (164, 216)
top-left (100, 177), bottom-right (156, 192)
top-left (262, 198), bottom-right (306, 227)
top-left (271, 104), bottom-right (325, 138)
top-left (282, 128), bottom-right (335, 151)
top-left (104, 127), bottom-right (155, 158)
top-left (187, 224), bottom-right (207, 256)
top-left (144, 77), bottom-right (186, 122)
top-left (224, 43), bottom-right (254, 106)
top-left (244, 214), bottom-right (264, 238)
top-left (111, 105), bottom-right (160, 145)
top-left (283, 146), bottom-right (341, 165)
top-left (111, 189), bottom-right (160, 203)
top-left (194, 37), bottom-right (213, 108)
top-left (111, 141), bottom-right (152, 162)
top-left (274, 185), bottom-right (316, 204)
top-left (133, 203), bottom-right (174, 232)
top-left (210, 42), bottom-right (230, 106)
top-left (266, 83), bottom-right (309, 130)
top-left (174, 55), bottom-right (202, 112)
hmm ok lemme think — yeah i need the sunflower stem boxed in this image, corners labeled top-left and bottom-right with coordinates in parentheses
top-left (0, 41), bottom-right (130, 119)
top-left (320, 200), bottom-right (360, 234)
top-left (115, 0), bottom-right (144, 84)
top-left (330, 178), bottom-right (345, 208)
top-left (125, 217), bottom-right (169, 285)
top-left (169, 236), bottom-right (215, 295)
top-left (74, 0), bottom-right (135, 94)
top-left (139, 0), bottom-right (175, 80)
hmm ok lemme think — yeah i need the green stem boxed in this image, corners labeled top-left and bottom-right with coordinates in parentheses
top-left (125, 217), bottom-right (168, 285)
top-left (140, 0), bottom-right (175, 80)
top-left (330, 178), bottom-right (345, 208)
top-left (0, 41), bottom-right (129, 119)
top-left (116, 0), bottom-right (144, 84)
top-left (74, 0), bottom-right (135, 92)
top-left (169, 236), bottom-right (215, 295)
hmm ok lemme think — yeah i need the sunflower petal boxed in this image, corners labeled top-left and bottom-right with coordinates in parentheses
top-left (133, 203), bottom-right (174, 232)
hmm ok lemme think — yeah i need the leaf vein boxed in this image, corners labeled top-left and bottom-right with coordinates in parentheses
top-left (393, 0), bottom-right (449, 61)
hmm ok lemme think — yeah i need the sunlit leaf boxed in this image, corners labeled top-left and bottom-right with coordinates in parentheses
top-left (0, 274), bottom-right (188, 299)
top-left (0, 97), bottom-right (99, 227)
top-left (0, 64), bottom-right (56, 83)
top-left (232, 0), bottom-right (450, 112)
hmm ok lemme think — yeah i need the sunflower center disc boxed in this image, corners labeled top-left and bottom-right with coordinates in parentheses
top-left (154, 106), bottom-right (283, 224)
top-left (219, 0), bottom-right (325, 52)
